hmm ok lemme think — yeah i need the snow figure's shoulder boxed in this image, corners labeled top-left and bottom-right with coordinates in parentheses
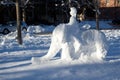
top-left (82, 29), bottom-right (108, 43)
top-left (53, 23), bottom-right (66, 33)
top-left (91, 30), bottom-right (107, 39)
top-left (84, 29), bottom-right (103, 34)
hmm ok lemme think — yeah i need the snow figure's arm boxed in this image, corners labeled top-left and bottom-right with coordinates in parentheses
top-left (41, 24), bottom-right (65, 59)
top-left (31, 35), bottom-right (61, 64)
top-left (42, 36), bottom-right (61, 59)
top-left (31, 25), bottom-right (64, 64)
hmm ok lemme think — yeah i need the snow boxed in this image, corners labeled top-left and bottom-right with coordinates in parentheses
top-left (0, 7), bottom-right (120, 80)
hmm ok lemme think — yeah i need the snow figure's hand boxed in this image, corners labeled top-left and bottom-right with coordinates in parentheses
top-left (31, 57), bottom-right (49, 64)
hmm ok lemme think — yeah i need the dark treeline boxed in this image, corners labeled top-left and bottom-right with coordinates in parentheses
top-left (0, 0), bottom-right (96, 25)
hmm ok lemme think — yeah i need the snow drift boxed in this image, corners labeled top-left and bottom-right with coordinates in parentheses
top-left (31, 7), bottom-right (108, 64)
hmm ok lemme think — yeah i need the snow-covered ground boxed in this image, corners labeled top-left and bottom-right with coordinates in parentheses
top-left (0, 6), bottom-right (120, 80)
top-left (0, 20), bottom-right (120, 80)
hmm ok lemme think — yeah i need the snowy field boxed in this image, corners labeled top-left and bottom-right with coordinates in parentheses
top-left (0, 22), bottom-right (120, 80)
top-left (0, 20), bottom-right (120, 80)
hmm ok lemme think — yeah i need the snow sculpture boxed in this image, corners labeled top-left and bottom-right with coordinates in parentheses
top-left (31, 7), bottom-right (108, 64)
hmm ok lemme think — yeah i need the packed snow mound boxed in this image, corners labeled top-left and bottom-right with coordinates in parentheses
top-left (27, 25), bottom-right (55, 34)
top-left (31, 7), bottom-right (108, 64)
top-left (27, 25), bottom-right (44, 34)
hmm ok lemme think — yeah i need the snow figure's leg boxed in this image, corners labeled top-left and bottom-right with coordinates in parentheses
top-left (61, 42), bottom-right (74, 61)
top-left (72, 36), bottom-right (83, 59)
top-left (92, 31), bottom-right (108, 60)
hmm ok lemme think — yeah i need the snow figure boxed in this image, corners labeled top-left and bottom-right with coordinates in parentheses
top-left (31, 7), bottom-right (108, 64)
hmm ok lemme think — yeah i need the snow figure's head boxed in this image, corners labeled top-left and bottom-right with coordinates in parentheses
top-left (70, 7), bottom-right (77, 17)
top-left (68, 7), bottom-right (77, 25)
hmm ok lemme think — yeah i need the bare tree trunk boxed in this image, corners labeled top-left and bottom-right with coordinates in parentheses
top-left (21, 0), bottom-right (30, 22)
top-left (16, 0), bottom-right (22, 45)
top-left (68, 0), bottom-right (71, 7)
top-left (96, 10), bottom-right (99, 30)
top-left (22, 8), bottom-right (26, 22)
top-left (95, 0), bottom-right (99, 30)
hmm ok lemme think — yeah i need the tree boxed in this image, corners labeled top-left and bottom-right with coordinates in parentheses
top-left (21, 0), bottom-right (29, 22)
top-left (94, 0), bottom-right (100, 30)
top-left (16, 0), bottom-right (22, 44)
